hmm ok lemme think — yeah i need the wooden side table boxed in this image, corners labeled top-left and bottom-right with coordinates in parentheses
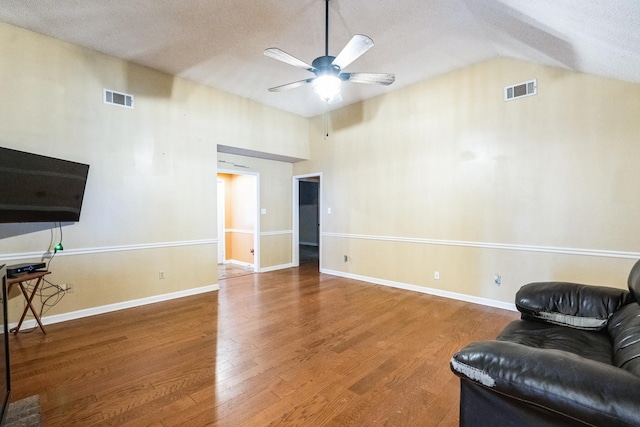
top-left (7, 270), bottom-right (51, 334)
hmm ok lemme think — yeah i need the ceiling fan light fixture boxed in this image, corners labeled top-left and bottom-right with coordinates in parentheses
top-left (312, 74), bottom-right (342, 102)
top-left (265, 0), bottom-right (394, 104)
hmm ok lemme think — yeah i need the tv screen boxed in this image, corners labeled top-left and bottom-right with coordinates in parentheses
top-left (0, 147), bottom-right (90, 223)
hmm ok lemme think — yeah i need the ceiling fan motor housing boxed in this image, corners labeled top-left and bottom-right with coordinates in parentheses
top-left (312, 56), bottom-right (339, 76)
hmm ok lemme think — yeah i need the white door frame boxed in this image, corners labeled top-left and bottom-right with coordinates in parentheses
top-left (217, 168), bottom-right (261, 272)
top-left (217, 179), bottom-right (226, 264)
top-left (292, 172), bottom-right (322, 268)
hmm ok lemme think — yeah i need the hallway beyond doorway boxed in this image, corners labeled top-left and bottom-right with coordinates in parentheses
top-left (299, 244), bottom-right (319, 266)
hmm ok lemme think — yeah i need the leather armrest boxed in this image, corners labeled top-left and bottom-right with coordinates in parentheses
top-left (451, 341), bottom-right (640, 427)
top-left (516, 282), bottom-right (632, 330)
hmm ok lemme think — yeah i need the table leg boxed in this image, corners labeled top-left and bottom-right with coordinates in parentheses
top-left (9, 277), bottom-right (47, 334)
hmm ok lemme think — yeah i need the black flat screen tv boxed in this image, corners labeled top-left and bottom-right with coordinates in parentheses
top-left (0, 147), bottom-right (90, 223)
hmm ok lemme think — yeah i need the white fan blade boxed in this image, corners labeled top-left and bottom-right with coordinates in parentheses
top-left (264, 48), bottom-right (315, 72)
top-left (268, 78), bottom-right (314, 92)
top-left (332, 35), bottom-right (374, 70)
top-left (343, 72), bottom-right (395, 85)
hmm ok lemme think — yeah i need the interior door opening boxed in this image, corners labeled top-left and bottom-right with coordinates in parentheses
top-left (217, 170), bottom-right (259, 280)
top-left (293, 173), bottom-right (321, 270)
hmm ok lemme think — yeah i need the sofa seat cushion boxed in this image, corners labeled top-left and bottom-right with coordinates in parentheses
top-left (609, 301), bottom-right (640, 376)
top-left (497, 319), bottom-right (613, 365)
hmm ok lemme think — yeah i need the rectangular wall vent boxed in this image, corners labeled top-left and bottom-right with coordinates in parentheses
top-left (504, 79), bottom-right (537, 101)
top-left (104, 89), bottom-right (134, 109)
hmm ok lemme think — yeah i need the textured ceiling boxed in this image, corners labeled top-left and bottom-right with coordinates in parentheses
top-left (1, 0), bottom-right (639, 117)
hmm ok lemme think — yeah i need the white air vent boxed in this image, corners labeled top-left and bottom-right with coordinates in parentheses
top-left (104, 89), bottom-right (134, 109)
top-left (504, 79), bottom-right (537, 101)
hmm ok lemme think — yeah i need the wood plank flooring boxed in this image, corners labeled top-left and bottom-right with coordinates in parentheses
top-left (8, 263), bottom-right (518, 426)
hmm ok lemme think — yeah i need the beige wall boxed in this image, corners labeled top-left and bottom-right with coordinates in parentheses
top-left (227, 233), bottom-right (254, 264)
top-left (294, 58), bottom-right (640, 305)
top-left (0, 22), bottom-right (308, 322)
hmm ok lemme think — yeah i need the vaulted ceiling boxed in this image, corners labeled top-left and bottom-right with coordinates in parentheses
top-left (1, 0), bottom-right (639, 117)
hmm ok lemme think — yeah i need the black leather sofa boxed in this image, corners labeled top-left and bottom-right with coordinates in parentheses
top-left (450, 259), bottom-right (640, 427)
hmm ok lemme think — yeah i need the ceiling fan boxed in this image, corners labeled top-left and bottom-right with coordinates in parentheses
top-left (264, 0), bottom-right (395, 103)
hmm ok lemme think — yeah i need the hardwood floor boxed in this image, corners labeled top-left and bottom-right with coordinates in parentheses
top-left (8, 264), bottom-right (518, 426)
top-left (217, 263), bottom-right (255, 280)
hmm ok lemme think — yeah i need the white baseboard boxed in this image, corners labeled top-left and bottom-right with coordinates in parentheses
top-left (13, 266), bottom-right (515, 332)
top-left (259, 263), bottom-right (294, 273)
top-left (320, 268), bottom-right (517, 312)
top-left (9, 284), bottom-right (219, 331)
top-left (223, 260), bottom-right (254, 267)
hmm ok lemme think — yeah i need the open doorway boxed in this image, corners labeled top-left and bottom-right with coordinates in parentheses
top-left (293, 173), bottom-right (322, 269)
top-left (217, 170), bottom-right (260, 280)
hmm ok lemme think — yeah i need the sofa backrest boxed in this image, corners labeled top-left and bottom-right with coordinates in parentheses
top-left (609, 301), bottom-right (640, 377)
top-left (628, 259), bottom-right (640, 302)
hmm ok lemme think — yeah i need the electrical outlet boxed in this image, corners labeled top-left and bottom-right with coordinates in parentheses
top-left (60, 284), bottom-right (74, 293)
top-left (434, 271), bottom-right (440, 280)
top-left (159, 271), bottom-right (165, 280)
top-left (494, 274), bottom-right (502, 285)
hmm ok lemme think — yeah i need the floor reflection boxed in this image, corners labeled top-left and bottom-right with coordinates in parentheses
top-left (218, 263), bottom-right (254, 280)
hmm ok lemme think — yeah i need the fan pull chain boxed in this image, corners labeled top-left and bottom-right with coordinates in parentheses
top-left (323, 110), bottom-right (329, 139)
